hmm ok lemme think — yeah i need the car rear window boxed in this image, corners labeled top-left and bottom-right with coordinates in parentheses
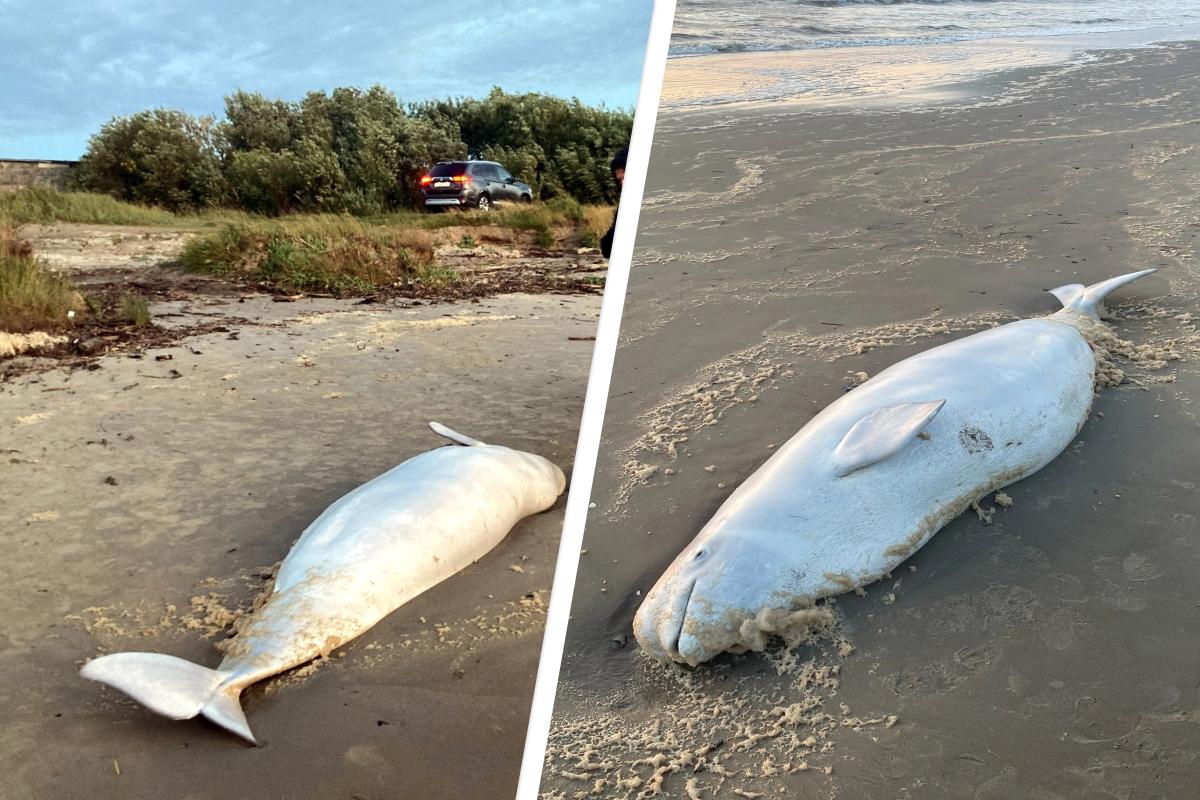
top-left (429, 162), bottom-right (467, 177)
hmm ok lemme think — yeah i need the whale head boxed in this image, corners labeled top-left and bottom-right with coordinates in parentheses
top-left (633, 528), bottom-right (822, 666)
top-left (523, 451), bottom-right (567, 507)
top-left (543, 456), bottom-right (568, 497)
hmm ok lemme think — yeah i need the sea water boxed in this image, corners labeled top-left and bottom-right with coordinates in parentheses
top-left (672, 0), bottom-right (1200, 55)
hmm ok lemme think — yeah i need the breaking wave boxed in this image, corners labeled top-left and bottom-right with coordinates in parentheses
top-left (669, 0), bottom-right (1198, 57)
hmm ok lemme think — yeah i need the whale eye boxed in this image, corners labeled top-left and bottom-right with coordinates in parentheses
top-left (694, 549), bottom-right (705, 560)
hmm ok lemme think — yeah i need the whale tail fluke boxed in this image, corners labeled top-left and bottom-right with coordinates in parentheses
top-left (200, 684), bottom-right (255, 744)
top-left (80, 652), bottom-right (256, 744)
top-left (1050, 268), bottom-right (1157, 321)
top-left (429, 421), bottom-right (485, 446)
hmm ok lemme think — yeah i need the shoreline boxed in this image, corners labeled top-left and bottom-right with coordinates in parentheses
top-left (660, 24), bottom-right (1200, 112)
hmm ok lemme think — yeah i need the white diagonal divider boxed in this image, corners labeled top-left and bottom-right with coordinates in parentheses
top-left (513, 0), bottom-right (677, 796)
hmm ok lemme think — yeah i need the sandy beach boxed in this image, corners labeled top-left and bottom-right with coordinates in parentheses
top-left (540, 40), bottom-right (1200, 799)
top-left (0, 228), bottom-right (599, 799)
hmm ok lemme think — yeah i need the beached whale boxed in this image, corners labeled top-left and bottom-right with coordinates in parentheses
top-left (81, 422), bottom-right (565, 743)
top-left (634, 270), bottom-right (1158, 666)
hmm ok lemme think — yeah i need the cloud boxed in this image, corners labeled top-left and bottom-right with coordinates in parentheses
top-left (0, 0), bottom-right (652, 159)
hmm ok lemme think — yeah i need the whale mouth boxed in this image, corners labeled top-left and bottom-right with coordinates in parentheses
top-left (665, 578), bottom-right (698, 658)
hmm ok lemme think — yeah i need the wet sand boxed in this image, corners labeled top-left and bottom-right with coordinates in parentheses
top-left (0, 234), bottom-right (599, 798)
top-left (541, 41), bottom-right (1200, 798)
top-left (659, 24), bottom-right (1200, 112)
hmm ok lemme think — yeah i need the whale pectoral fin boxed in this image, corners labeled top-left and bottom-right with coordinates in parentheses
top-left (831, 399), bottom-right (946, 477)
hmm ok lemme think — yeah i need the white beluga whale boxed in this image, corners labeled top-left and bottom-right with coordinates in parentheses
top-left (81, 422), bottom-right (565, 743)
top-left (634, 270), bottom-right (1158, 666)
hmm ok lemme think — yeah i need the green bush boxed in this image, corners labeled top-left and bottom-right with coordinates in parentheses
top-left (225, 139), bottom-right (345, 214)
top-left (76, 86), bottom-right (629, 215)
top-left (75, 110), bottom-right (230, 211)
top-left (415, 88), bottom-right (631, 204)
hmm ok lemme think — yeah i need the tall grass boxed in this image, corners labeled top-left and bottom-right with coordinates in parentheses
top-left (118, 295), bottom-right (152, 326)
top-left (181, 215), bottom-right (437, 294)
top-left (0, 187), bottom-right (258, 227)
top-left (582, 205), bottom-right (614, 249)
top-left (0, 226), bottom-right (85, 333)
top-left (367, 200), bottom-right (611, 235)
top-left (1, 189), bottom-right (613, 245)
top-left (1, 187), bottom-right (185, 226)
top-left (373, 200), bottom-right (615, 250)
top-left (545, 195), bottom-right (585, 222)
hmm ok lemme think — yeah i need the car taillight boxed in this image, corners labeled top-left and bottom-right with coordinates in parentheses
top-left (453, 174), bottom-right (471, 184)
top-left (420, 175), bottom-right (432, 185)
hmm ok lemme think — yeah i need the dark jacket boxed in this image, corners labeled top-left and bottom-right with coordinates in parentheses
top-left (600, 209), bottom-right (617, 259)
top-left (602, 146), bottom-right (629, 259)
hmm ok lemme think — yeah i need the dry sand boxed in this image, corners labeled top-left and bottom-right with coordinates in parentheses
top-left (0, 228), bottom-right (600, 799)
top-left (540, 40), bottom-right (1200, 799)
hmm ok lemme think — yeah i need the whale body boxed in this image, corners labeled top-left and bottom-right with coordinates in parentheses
top-left (634, 270), bottom-right (1158, 666)
top-left (81, 422), bottom-right (565, 742)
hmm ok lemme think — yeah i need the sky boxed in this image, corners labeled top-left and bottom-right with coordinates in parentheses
top-left (0, 0), bottom-right (654, 160)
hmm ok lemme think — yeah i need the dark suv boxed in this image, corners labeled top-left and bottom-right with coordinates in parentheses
top-left (419, 160), bottom-right (533, 211)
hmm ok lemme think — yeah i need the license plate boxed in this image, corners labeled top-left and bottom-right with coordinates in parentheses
top-left (433, 180), bottom-right (451, 188)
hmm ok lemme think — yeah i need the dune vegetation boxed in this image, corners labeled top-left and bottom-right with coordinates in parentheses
top-left (179, 215), bottom-right (438, 295)
top-left (0, 223), bottom-right (85, 334)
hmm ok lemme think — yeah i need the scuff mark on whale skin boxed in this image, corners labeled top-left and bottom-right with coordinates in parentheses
top-left (636, 271), bottom-right (1159, 667)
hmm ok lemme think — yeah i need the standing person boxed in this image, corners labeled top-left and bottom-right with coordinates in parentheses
top-left (600, 146), bottom-right (628, 259)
